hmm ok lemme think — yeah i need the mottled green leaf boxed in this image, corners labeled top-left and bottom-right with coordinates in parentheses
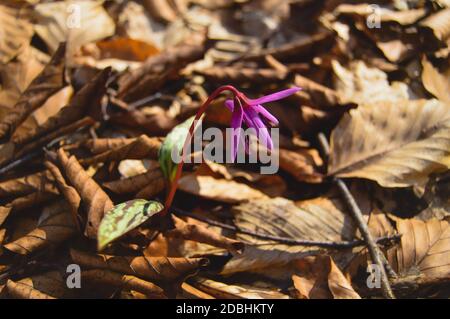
top-left (158, 116), bottom-right (201, 182)
top-left (97, 199), bottom-right (164, 250)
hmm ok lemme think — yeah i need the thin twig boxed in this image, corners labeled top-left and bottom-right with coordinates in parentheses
top-left (317, 132), bottom-right (396, 299)
top-left (172, 206), bottom-right (401, 249)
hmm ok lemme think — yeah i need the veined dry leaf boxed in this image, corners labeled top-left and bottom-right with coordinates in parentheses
top-left (292, 255), bottom-right (360, 299)
top-left (0, 44), bottom-right (66, 141)
top-left (6, 271), bottom-right (75, 299)
top-left (103, 166), bottom-right (164, 195)
top-left (4, 200), bottom-right (76, 255)
top-left (191, 277), bottom-right (290, 299)
top-left (332, 60), bottom-right (410, 105)
top-left (84, 138), bottom-right (135, 154)
top-left (57, 149), bottom-right (114, 238)
top-left (0, 4), bottom-right (33, 63)
top-left (81, 269), bottom-right (167, 299)
top-left (70, 249), bottom-right (208, 283)
top-left (422, 57), bottom-right (450, 103)
top-left (33, 0), bottom-right (115, 55)
top-left (222, 196), bottom-right (356, 275)
top-left (178, 174), bottom-right (268, 204)
top-left (0, 170), bottom-right (57, 199)
top-left (279, 148), bottom-right (323, 183)
top-left (328, 99), bottom-right (450, 187)
top-left (12, 67), bottom-right (111, 145)
top-left (82, 135), bottom-right (161, 166)
top-left (0, 191), bottom-right (58, 227)
top-left (117, 33), bottom-right (206, 102)
top-left (165, 215), bottom-right (244, 255)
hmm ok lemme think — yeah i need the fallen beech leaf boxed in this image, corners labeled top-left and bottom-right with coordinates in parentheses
top-left (84, 138), bottom-right (135, 154)
top-left (292, 255), bottom-right (360, 299)
top-left (279, 148), bottom-right (323, 183)
top-left (33, 0), bottom-right (115, 55)
top-left (81, 269), bottom-right (167, 299)
top-left (94, 37), bottom-right (160, 62)
top-left (0, 170), bottom-right (57, 199)
top-left (98, 199), bottom-right (164, 250)
top-left (70, 249), bottom-right (208, 283)
top-left (422, 57), bottom-right (450, 103)
top-left (103, 166), bottom-right (164, 194)
top-left (0, 44), bottom-right (66, 141)
top-left (178, 174), bottom-right (267, 204)
top-left (222, 197), bottom-right (356, 274)
top-left (191, 277), bottom-right (289, 299)
top-left (6, 271), bottom-right (75, 299)
top-left (4, 200), bottom-right (76, 255)
top-left (12, 67), bottom-right (111, 146)
top-left (117, 33), bottom-right (206, 102)
top-left (82, 135), bottom-right (161, 166)
top-left (328, 99), bottom-right (450, 187)
top-left (165, 215), bottom-right (244, 254)
top-left (0, 4), bottom-right (33, 63)
top-left (57, 149), bottom-right (114, 238)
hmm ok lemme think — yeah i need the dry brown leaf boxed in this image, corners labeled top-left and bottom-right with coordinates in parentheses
top-left (33, 0), bottom-right (115, 55)
top-left (422, 57), bottom-right (450, 103)
top-left (142, 0), bottom-right (186, 24)
top-left (81, 269), bottom-right (167, 299)
top-left (190, 277), bottom-right (290, 299)
top-left (328, 99), bottom-right (450, 187)
top-left (196, 67), bottom-right (287, 84)
top-left (4, 200), bottom-right (76, 255)
top-left (279, 148), bottom-right (323, 183)
top-left (420, 9), bottom-right (450, 43)
top-left (222, 196), bottom-right (356, 275)
top-left (6, 271), bottom-right (75, 299)
top-left (70, 249), bottom-right (208, 283)
top-left (57, 149), bottom-right (114, 238)
top-left (12, 67), bottom-right (111, 146)
top-left (178, 174), bottom-right (267, 204)
top-left (0, 170), bottom-right (57, 199)
top-left (83, 138), bottom-right (135, 154)
top-left (0, 44), bottom-right (66, 141)
top-left (103, 166), bottom-right (164, 195)
top-left (165, 215), bottom-right (244, 255)
top-left (292, 255), bottom-right (360, 299)
top-left (88, 37), bottom-right (160, 62)
top-left (0, 4), bottom-right (33, 63)
top-left (117, 33), bottom-right (206, 102)
top-left (82, 135), bottom-right (161, 166)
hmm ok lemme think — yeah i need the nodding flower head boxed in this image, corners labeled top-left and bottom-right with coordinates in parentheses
top-left (224, 87), bottom-right (301, 160)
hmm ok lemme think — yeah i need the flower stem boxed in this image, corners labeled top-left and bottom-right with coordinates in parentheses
top-left (160, 85), bottom-right (241, 216)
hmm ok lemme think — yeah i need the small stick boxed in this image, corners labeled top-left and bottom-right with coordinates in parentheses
top-left (317, 132), bottom-right (396, 299)
top-left (172, 206), bottom-right (401, 249)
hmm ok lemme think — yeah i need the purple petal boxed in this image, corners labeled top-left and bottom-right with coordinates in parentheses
top-left (244, 107), bottom-right (273, 150)
top-left (224, 99), bottom-right (234, 112)
top-left (247, 87), bottom-right (301, 105)
top-left (253, 104), bottom-right (279, 126)
top-left (230, 104), bottom-right (243, 161)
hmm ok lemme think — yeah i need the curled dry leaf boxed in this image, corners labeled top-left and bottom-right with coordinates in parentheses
top-left (178, 174), bottom-right (267, 204)
top-left (165, 215), bottom-right (244, 255)
top-left (70, 249), bottom-right (208, 283)
top-left (83, 137), bottom-right (135, 154)
top-left (57, 149), bottom-right (114, 238)
top-left (292, 255), bottom-right (360, 299)
top-left (0, 3), bottom-right (33, 63)
top-left (419, 9), bottom-right (450, 44)
top-left (421, 57), bottom-right (450, 103)
top-left (0, 44), bottom-right (66, 141)
top-left (82, 135), bottom-right (161, 166)
top-left (190, 277), bottom-right (290, 299)
top-left (328, 99), bottom-right (450, 187)
top-left (279, 148), bottom-right (323, 183)
top-left (117, 33), bottom-right (206, 102)
top-left (0, 170), bottom-right (57, 199)
top-left (81, 269), bottom-right (167, 299)
top-left (4, 200), bottom-right (76, 256)
top-left (12, 67), bottom-right (111, 146)
top-left (5, 271), bottom-right (75, 299)
top-left (103, 166), bottom-right (164, 195)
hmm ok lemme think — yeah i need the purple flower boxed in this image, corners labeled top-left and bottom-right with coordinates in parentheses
top-left (225, 87), bottom-right (301, 160)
